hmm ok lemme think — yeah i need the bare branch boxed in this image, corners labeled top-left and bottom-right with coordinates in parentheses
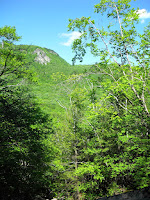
top-left (56, 99), bottom-right (67, 111)
top-left (88, 20), bottom-right (121, 66)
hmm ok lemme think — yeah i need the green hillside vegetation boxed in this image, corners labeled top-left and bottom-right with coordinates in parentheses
top-left (0, 0), bottom-right (150, 200)
top-left (18, 44), bottom-right (92, 115)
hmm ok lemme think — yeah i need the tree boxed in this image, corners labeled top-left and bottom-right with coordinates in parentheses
top-left (0, 87), bottom-right (53, 200)
top-left (0, 26), bottom-right (34, 92)
top-left (0, 26), bottom-right (21, 48)
top-left (49, 86), bottom-right (88, 200)
top-left (68, 0), bottom-right (150, 117)
top-left (67, 0), bottom-right (150, 197)
top-left (0, 26), bottom-right (54, 200)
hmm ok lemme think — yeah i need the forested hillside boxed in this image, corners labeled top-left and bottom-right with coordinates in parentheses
top-left (0, 0), bottom-right (150, 200)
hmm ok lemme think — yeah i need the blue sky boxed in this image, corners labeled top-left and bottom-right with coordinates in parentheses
top-left (1, 0), bottom-right (150, 65)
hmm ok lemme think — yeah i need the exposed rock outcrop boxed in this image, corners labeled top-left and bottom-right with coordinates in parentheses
top-left (33, 48), bottom-right (50, 65)
top-left (98, 186), bottom-right (150, 200)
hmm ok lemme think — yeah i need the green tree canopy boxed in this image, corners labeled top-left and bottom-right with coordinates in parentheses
top-left (0, 26), bottom-right (54, 200)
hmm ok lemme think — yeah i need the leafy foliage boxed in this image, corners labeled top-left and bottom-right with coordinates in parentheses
top-left (0, 26), bottom-right (54, 200)
top-left (1, 1), bottom-right (150, 198)
top-left (50, 0), bottom-right (150, 199)
top-left (0, 88), bottom-right (53, 200)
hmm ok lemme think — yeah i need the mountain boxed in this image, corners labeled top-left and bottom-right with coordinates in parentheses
top-left (18, 45), bottom-right (91, 115)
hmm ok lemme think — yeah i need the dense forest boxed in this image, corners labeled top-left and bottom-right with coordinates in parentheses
top-left (0, 0), bottom-right (150, 200)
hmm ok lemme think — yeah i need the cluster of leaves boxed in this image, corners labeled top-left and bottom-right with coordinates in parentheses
top-left (0, 26), bottom-right (54, 200)
top-left (49, 0), bottom-right (150, 199)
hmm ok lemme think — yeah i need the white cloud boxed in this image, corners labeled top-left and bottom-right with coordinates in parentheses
top-left (141, 19), bottom-right (145, 24)
top-left (137, 9), bottom-right (150, 19)
top-left (60, 31), bottom-right (82, 46)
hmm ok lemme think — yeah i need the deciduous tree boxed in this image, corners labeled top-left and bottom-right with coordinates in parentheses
top-left (67, 0), bottom-right (150, 197)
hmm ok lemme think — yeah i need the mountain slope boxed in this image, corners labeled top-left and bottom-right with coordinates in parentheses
top-left (19, 45), bottom-right (91, 115)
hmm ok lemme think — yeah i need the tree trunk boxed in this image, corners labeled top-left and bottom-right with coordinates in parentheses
top-left (74, 148), bottom-right (80, 200)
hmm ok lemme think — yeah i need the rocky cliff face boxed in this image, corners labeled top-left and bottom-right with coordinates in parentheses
top-left (33, 48), bottom-right (50, 65)
top-left (98, 186), bottom-right (150, 200)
